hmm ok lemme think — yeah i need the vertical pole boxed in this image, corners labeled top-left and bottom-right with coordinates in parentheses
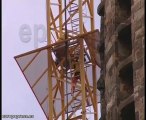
top-left (92, 65), bottom-right (98, 120)
top-left (79, 0), bottom-right (83, 34)
top-left (59, 0), bottom-right (63, 41)
top-left (61, 73), bottom-right (65, 120)
top-left (48, 48), bottom-right (53, 120)
top-left (58, 0), bottom-right (65, 119)
top-left (46, 0), bottom-right (51, 45)
top-left (64, 0), bottom-right (69, 119)
top-left (79, 0), bottom-right (86, 120)
top-left (80, 39), bottom-right (86, 120)
top-left (90, 0), bottom-right (95, 31)
top-left (91, 0), bottom-right (98, 119)
top-left (46, 0), bottom-right (53, 120)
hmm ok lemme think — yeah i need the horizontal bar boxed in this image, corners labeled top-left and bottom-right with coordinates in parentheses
top-left (74, 101), bottom-right (81, 104)
top-left (68, 8), bottom-right (78, 13)
top-left (14, 30), bottom-right (99, 58)
top-left (51, 3), bottom-right (61, 6)
top-left (69, 6), bottom-right (78, 10)
top-left (85, 112), bottom-right (97, 114)
top-left (83, 15), bottom-right (93, 18)
top-left (71, 18), bottom-right (79, 22)
top-left (72, 104), bottom-right (81, 109)
top-left (71, 2), bottom-right (78, 6)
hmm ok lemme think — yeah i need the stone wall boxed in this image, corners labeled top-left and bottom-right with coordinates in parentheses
top-left (97, 0), bottom-right (145, 120)
top-left (132, 0), bottom-right (145, 120)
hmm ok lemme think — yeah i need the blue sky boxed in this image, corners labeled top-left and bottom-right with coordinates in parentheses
top-left (2, 0), bottom-right (101, 119)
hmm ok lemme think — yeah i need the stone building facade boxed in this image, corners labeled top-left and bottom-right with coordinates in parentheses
top-left (97, 0), bottom-right (145, 120)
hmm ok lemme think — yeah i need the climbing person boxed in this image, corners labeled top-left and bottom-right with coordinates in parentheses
top-left (71, 55), bottom-right (80, 95)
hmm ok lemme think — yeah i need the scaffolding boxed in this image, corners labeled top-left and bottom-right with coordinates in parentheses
top-left (14, 0), bottom-right (101, 120)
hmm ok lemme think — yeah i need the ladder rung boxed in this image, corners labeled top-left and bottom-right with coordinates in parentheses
top-left (72, 30), bottom-right (78, 33)
top-left (67, 30), bottom-right (76, 33)
top-left (72, 30), bottom-right (79, 33)
top-left (71, 21), bottom-right (79, 24)
top-left (71, 2), bottom-right (78, 5)
top-left (83, 15), bottom-right (93, 18)
top-left (72, 23), bottom-right (79, 26)
top-left (71, 24), bottom-right (79, 27)
top-left (72, 31), bottom-right (79, 34)
top-left (71, 20), bottom-right (79, 23)
top-left (72, 28), bottom-right (78, 30)
top-left (72, 26), bottom-right (78, 29)
top-left (70, 5), bottom-right (78, 9)
top-left (71, 2), bottom-right (78, 6)
top-left (50, 28), bottom-right (60, 32)
top-left (71, 18), bottom-right (79, 22)
top-left (86, 112), bottom-right (97, 114)
top-left (72, 104), bottom-right (81, 109)
top-left (68, 8), bottom-right (78, 13)
top-left (66, 28), bottom-right (78, 32)
top-left (72, 29), bottom-right (79, 33)
top-left (50, 3), bottom-right (61, 6)
top-left (72, 24), bottom-right (79, 27)
top-left (70, 115), bottom-right (82, 120)
top-left (71, 28), bottom-right (78, 31)
top-left (74, 102), bottom-right (81, 105)
top-left (75, 98), bottom-right (81, 102)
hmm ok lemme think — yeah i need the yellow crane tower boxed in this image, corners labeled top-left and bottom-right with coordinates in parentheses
top-left (15, 0), bottom-right (101, 120)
